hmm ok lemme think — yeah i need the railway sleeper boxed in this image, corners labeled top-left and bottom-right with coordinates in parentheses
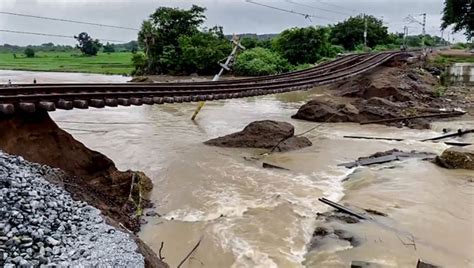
top-left (73, 100), bottom-right (89, 109)
top-left (105, 98), bottom-right (118, 107)
top-left (38, 101), bottom-right (56, 112)
top-left (57, 100), bottom-right (73, 110)
top-left (0, 103), bottom-right (15, 115)
top-left (90, 99), bottom-right (105, 108)
top-left (117, 98), bottom-right (131, 106)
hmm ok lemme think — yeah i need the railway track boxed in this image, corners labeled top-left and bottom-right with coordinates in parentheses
top-left (0, 51), bottom-right (409, 115)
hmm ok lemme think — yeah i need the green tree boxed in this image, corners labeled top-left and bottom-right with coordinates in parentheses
top-left (331, 15), bottom-right (389, 50)
top-left (273, 26), bottom-right (335, 65)
top-left (24, 47), bottom-right (35, 58)
top-left (103, 42), bottom-right (115, 53)
top-left (234, 47), bottom-right (291, 76)
top-left (178, 27), bottom-right (232, 75)
top-left (74, 32), bottom-right (102, 56)
top-left (137, 5), bottom-right (206, 74)
top-left (442, 0), bottom-right (473, 39)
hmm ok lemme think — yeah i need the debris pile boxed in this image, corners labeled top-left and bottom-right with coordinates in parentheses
top-left (293, 65), bottom-right (471, 129)
top-left (0, 152), bottom-right (144, 267)
top-left (204, 120), bottom-right (312, 152)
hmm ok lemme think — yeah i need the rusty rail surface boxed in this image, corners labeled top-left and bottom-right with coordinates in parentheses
top-left (0, 51), bottom-right (408, 115)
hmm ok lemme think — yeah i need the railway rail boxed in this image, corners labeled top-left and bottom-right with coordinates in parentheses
top-left (0, 51), bottom-right (410, 115)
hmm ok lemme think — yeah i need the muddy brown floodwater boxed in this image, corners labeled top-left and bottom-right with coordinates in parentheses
top-left (3, 71), bottom-right (473, 267)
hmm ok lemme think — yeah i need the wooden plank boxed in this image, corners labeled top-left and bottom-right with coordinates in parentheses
top-left (262, 162), bottom-right (290, 170)
top-left (360, 112), bottom-right (465, 125)
top-left (344, 135), bottom-right (405, 141)
top-left (318, 198), bottom-right (368, 220)
top-left (38, 101), bottom-right (56, 111)
top-left (421, 129), bottom-right (473, 141)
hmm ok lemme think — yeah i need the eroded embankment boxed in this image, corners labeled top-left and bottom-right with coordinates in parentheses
top-left (0, 111), bottom-right (167, 268)
top-left (293, 62), bottom-right (473, 129)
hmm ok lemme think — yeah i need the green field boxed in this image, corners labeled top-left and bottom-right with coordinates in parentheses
top-left (0, 52), bottom-right (134, 75)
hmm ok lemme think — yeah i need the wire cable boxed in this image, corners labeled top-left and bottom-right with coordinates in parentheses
top-left (0, 29), bottom-right (127, 43)
top-left (0, 11), bottom-right (139, 31)
top-left (245, 0), bottom-right (332, 22)
top-left (286, 0), bottom-right (352, 16)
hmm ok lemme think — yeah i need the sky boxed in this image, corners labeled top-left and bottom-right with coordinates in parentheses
top-left (0, 0), bottom-right (467, 46)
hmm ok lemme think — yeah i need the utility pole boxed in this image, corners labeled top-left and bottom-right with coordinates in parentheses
top-left (364, 13), bottom-right (368, 50)
top-left (191, 35), bottom-right (245, 121)
top-left (421, 13), bottom-right (426, 49)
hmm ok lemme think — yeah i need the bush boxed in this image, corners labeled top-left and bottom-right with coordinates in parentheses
top-left (291, 63), bottom-right (314, 71)
top-left (24, 47), bottom-right (35, 58)
top-left (452, 43), bottom-right (467, 49)
top-left (234, 48), bottom-right (290, 76)
top-left (131, 53), bottom-right (147, 75)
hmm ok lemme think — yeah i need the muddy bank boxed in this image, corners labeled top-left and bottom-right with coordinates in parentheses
top-left (293, 64), bottom-right (472, 129)
top-left (204, 120), bottom-right (312, 152)
top-left (0, 111), bottom-right (166, 268)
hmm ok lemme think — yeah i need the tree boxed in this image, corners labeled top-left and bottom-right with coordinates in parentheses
top-left (273, 26), bottom-right (335, 65)
top-left (331, 15), bottom-right (389, 50)
top-left (234, 47), bottom-right (290, 76)
top-left (74, 32), bottom-right (102, 56)
top-left (442, 0), bottom-right (473, 40)
top-left (178, 27), bottom-right (231, 75)
top-left (24, 47), bottom-right (35, 58)
top-left (137, 5), bottom-right (206, 74)
top-left (103, 42), bottom-right (115, 53)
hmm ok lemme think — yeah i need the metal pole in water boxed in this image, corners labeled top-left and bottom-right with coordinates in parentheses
top-left (191, 34), bottom-right (245, 120)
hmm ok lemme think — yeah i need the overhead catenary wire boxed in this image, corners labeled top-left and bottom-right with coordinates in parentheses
top-left (245, 0), bottom-right (333, 22)
top-left (0, 11), bottom-right (139, 31)
top-left (0, 29), bottom-right (127, 43)
top-left (285, 0), bottom-right (352, 17)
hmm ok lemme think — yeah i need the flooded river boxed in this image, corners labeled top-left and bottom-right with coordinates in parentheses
top-left (2, 71), bottom-right (473, 267)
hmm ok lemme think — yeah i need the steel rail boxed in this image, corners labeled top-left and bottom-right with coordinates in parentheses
top-left (1, 53), bottom-right (386, 95)
top-left (0, 51), bottom-right (406, 114)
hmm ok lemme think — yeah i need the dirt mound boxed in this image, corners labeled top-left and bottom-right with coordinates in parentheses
top-left (204, 120), bottom-right (312, 152)
top-left (291, 100), bottom-right (359, 123)
top-left (293, 65), bottom-right (469, 129)
top-left (436, 145), bottom-right (474, 170)
top-left (0, 111), bottom-right (167, 268)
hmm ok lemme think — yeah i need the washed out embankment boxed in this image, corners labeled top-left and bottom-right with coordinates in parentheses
top-left (293, 61), bottom-right (472, 129)
top-left (0, 111), bottom-right (167, 267)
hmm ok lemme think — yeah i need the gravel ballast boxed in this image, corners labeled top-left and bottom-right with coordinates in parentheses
top-left (0, 151), bottom-right (145, 267)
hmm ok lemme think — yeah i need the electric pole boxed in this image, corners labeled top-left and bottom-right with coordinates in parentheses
top-left (364, 13), bottom-right (368, 50)
top-left (191, 35), bottom-right (245, 121)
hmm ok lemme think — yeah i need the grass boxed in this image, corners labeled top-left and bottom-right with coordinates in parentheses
top-left (0, 51), bottom-right (134, 75)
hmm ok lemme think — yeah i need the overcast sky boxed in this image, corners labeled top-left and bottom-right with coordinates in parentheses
top-left (0, 0), bottom-right (466, 46)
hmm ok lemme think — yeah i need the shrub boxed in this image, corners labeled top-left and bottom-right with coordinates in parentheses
top-left (234, 48), bottom-right (290, 76)
top-left (24, 47), bottom-right (35, 58)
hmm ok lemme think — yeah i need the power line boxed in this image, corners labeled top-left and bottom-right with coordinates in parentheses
top-left (0, 11), bottom-right (139, 31)
top-left (245, 0), bottom-right (332, 22)
top-left (0, 29), bottom-right (127, 43)
top-left (312, 0), bottom-right (358, 14)
top-left (285, 0), bottom-right (352, 16)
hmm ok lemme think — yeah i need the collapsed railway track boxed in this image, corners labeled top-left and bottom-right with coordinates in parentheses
top-left (0, 51), bottom-right (410, 115)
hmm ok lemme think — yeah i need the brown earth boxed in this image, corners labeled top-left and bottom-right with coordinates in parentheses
top-left (204, 120), bottom-right (312, 152)
top-left (293, 63), bottom-right (472, 129)
top-left (0, 111), bottom-right (167, 268)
